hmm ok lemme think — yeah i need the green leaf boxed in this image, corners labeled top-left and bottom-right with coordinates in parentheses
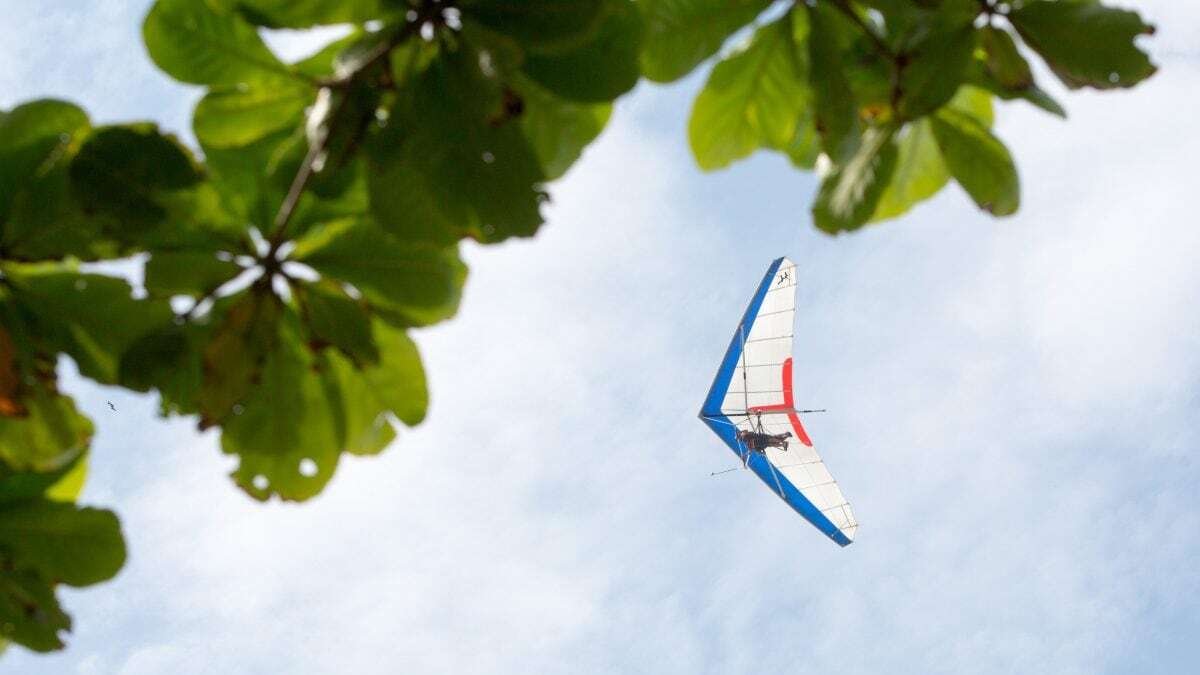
top-left (119, 323), bottom-right (206, 416)
top-left (689, 15), bottom-right (808, 171)
top-left (520, 0), bottom-right (643, 103)
top-left (639, 0), bottom-right (773, 83)
top-left (145, 251), bottom-right (243, 297)
top-left (1009, 0), bottom-right (1156, 90)
top-left (930, 107), bottom-right (1019, 215)
top-left (220, 314), bottom-right (340, 500)
top-left (5, 268), bottom-right (174, 385)
top-left (896, 22), bottom-right (976, 120)
top-left (367, 47), bottom-right (547, 245)
top-left (0, 499), bottom-right (125, 587)
top-left (872, 85), bottom-right (992, 221)
top-left (460, 0), bottom-right (607, 52)
top-left (143, 0), bottom-right (298, 86)
top-left (812, 125), bottom-right (898, 233)
top-left (291, 219), bottom-right (466, 327)
top-left (0, 451), bottom-right (87, 504)
top-left (295, 281), bottom-right (379, 366)
top-left (965, 56), bottom-right (1066, 118)
top-left (69, 124), bottom-right (202, 233)
top-left (806, 2), bottom-right (860, 163)
top-left (0, 569), bottom-right (70, 652)
top-left (217, 0), bottom-right (400, 28)
top-left (193, 84), bottom-right (311, 148)
top-left (358, 319), bottom-right (427, 427)
top-left (0, 100), bottom-right (90, 223)
top-left (512, 75), bottom-right (611, 180)
top-left (981, 26), bottom-right (1032, 90)
top-left (196, 289), bottom-right (282, 428)
top-left (872, 119), bottom-right (944, 221)
top-left (319, 349), bottom-right (397, 457)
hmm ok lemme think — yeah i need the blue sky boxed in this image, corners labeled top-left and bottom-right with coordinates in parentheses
top-left (3, 2), bottom-right (1199, 673)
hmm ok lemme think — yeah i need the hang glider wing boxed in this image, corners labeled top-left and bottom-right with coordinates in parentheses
top-left (699, 257), bottom-right (858, 547)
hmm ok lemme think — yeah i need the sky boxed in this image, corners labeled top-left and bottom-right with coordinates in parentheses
top-left (2, 2), bottom-right (1199, 673)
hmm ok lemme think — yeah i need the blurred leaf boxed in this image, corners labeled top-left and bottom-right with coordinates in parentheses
top-left (980, 26), bottom-right (1032, 90)
top-left (119, 323), bottom-right (206, 416)
top-left (896, 22), bottom-right (975, 120)
top-left (44, 454), bottom-right (87, 503)
top-left (291, 219), bottom-right (466, 327)
top-left (689, 15), bottom-right (808, 171)
top-left (193, 85), bottom-right (311, 148)
top-left (0, 100), bottom-right (89, 223)
top-left (197, 288), bottom-right (281, 428)
top-left (218, 0), bottom-right (401, 28)
top-left (356, 319), bottom-right (427, 427)
top-left (1009, 0), bottom-right (1156, 90)
top-left (367, 47), bottom-right (546, 245)
top-left (0, 499), bottom-right (125, 586)
top-left (5, 268), bottom-right (173, 385)
top-left (295, 280), bottom-right (379, 366)
top-left (639, 0), bottom-right (772, 82)
top-left (812, 125), bottom-right (898, 233)
top-left (931, 107), bottom-right (1019, 215)
top-left (460, 0), bottom-right (606, 52)
top-left (143, 0), bottom-right (298, 86)
top-left (520, 0), bottom-right (643, 102)
top-left (512, 75), bottom-right (611, 180)
top-left (145, 251), bottom-right (243, 297)
top-left (220, 314), bottom-right (340, 500)
top-left (872, 85), bottom-right (992, 221)
top-left (0, 569), bottom-right (69, 652)
top-left (965, 57), bottom-right (1066, 118)
top-left (806, 2), bottom-right (860, 163)
top-left (69, 124), bottom-right (201, 231)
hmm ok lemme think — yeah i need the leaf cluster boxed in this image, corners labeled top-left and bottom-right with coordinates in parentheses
top-left (671, 0), bottom-right (1157, 231)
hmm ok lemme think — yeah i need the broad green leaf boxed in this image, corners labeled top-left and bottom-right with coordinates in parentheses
top-left (367, 47), bottom-right (546, 245)
top-left (520, 0), bottom-right (643, 103)
top-left (872, 84), bottom-right (993, 221)
top-left (320, 348), bottom-right (396, 457)
top-left (145, 251), bottom-right (243, 297)
top-left (689, 15), bottom-right (808, 171)
top-left (812, 125), bottom-right (898, 233)
top-left (0, 569), bottom-right (70, 652)
top-left (512, 75), bottom-right (611, 180)
top-left (143, 0), bottom-right (298, 86)
top-left (460, 0), bottom-right (606, 52)
top-left (872, 120), bottom-right (945, 221)
top-left (896, 23), bottom-right (976, 120)
top-left (221, 315), bottom-right (340, 500)
top-left (639, 0), bottom-right (773, 82)
top-left (1009, 0), bottom-right (1156, 90)
top-left (291, 219), bottom-right (466, 327)
top-left (44, 454), bottom-right (87, 503)
top-left (0, 499), bottom-right (125, 586)
top-left (196, 288), bottom-right (282, 428)
top-left (807, 2), bottom-right (860, 163)
top-left (965, 57), bottom-right (1066, 118)
top-left (0, 325), bottom-right (23, 418)
top-left (217, 0), bottom-right (400, 28)
top-left (981, 26), bottom-right (1032, 90)
top-left (782, 111), bottom-right (820, 169)
top-left (295, 281), bottom-right (379, 366)
top-left (0, 452), bottom-right (86, 504)
top-left (119, 323), bottom-right (206, 416)
top-left (359, 319), bottom-right (427, 427)
top-left (5, 268), bottom-right (174, 385)
top-left (931, 107), bottom-right (1019, 215)
top-left (0, 100), bottom-right (89, 223)
top-left (193, 84), bottom-right (311, 148)
top-left (69, 124), bottom-right (202, 233)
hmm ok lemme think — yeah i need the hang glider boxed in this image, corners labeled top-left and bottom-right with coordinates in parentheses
top-left (699, 257), bottom-right (858, 547)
